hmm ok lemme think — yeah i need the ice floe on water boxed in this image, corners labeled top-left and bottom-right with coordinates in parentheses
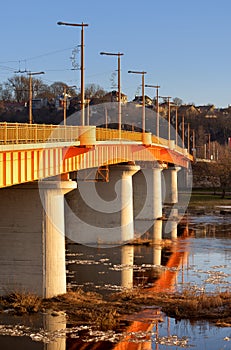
top-left (0, 322), bottom-right (191, 346)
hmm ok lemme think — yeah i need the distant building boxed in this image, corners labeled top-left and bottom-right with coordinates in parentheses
top-left (102, 90), bottom-right (128, 103)
top-left (196, 105), bottom-right (215, 114)
top-left (132, 95), bottom-right (153, 106)
top-left (178, 104), bottom-right (199, 117)
top-left (32, 98), bottom-right (48, 110)
top-left (55, 95), bottom-right (70, 110)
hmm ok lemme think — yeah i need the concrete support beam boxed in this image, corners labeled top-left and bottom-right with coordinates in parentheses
top-left (0, 180), bottom-right (76, 297)
top-left (65, 164), bottom-right (140, 246)
top-left (162, 166), bottom-right (180, 205)
top-left (39, 181), bottom-right (77, 297)
top-left (121, 245), bottom-right (134, 289)
top-left (133, 163), bottom-right (163, 220)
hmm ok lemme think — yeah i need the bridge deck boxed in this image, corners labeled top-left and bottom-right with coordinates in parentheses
top-left (0, 123), bottom-right (193, 188)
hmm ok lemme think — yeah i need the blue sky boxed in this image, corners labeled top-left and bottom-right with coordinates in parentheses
top-left (0, 0), bottom-right (230, 107)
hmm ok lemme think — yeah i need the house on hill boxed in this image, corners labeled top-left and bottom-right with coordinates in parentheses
top-left (132, 95), bottom-right (153, 107)
top-left (103, 90), bottom-right (128, 103)
top-left (196, 105), bottom-right (215, 114)
top-left (178, 104), bottom-right (199, 117)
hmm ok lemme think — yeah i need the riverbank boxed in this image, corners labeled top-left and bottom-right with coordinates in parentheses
top-left (189, 190), bottom-right (231, 208)
top-left (0, 287), bottom-right (230, 331)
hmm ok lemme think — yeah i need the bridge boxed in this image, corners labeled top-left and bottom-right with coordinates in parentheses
top-left (0, 121), bottom-right (193, 297)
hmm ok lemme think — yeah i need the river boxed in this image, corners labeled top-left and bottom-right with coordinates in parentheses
top-left (0, 211), bottom-right (231, 349)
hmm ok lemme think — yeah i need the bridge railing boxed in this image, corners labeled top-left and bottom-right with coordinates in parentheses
top-left (0, 122), bottom-right (192, 159)
top-left (96, 128), bottom-right (143, 142)
top-left (0, 122), bottom-right (79, 144)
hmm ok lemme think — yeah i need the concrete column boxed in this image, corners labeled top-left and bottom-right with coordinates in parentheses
top-left (121, 245), bottom-right (134, 289)
top-left (163, 219), bottom-right (178, 240)
top-left (65, 164), bottom-right (140, 246)
top-left (162, 166), bottom-right (180, 205)
top-left (153, 244), bottom-right (162, 266)
top-left (133, 163), bottom-right (163, 220)
top-left (150, 220), bottom-right (162, 279)
top-left (39, 181), bottom-right (77, 297)
top-left (151, 219), bottom-right (163, 243)
top-left (0, 180), bottom-right (76, 297)
top-left (44, 312), bottom-right (66, 350)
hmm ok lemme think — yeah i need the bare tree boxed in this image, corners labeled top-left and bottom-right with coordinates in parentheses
top-left (173, 97), bottom-right (183, 106)
top-left (210, 144), bottom-right (231, 198)
top-left (85, 83), bottom-right (106, 99)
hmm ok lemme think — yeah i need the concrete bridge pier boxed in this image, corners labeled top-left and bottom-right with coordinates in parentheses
top-left (0, 180), bottom-right (76, 298)
top-left (39, 181), bottom-right (77, 297)
top-left (121, 245), bottom-right (134, 289)
top-left (133, 163), bottom-right (163, 221)
top-left (163, 218), bottom-right (178, 240)
top-left (162, 166), bottom-right (181, 205)
top-left (65, 164), bottom-right (140, 245)
top-left (151, 219), bottom-right (163, 243)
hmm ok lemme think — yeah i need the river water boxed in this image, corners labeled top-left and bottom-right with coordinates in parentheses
top-left (0, 212), bottom-right (231, 349)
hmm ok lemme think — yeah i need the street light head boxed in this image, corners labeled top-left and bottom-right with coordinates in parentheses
top-left (100, 51), bottom-right (124, 56)
top-left (57, 21), bottom-right (89, 27)
top-left (145, 84), bottom-right (160, 89)
top-left (28, 71), bottom-right (45, 76)
top-left (128, 70), bottom-right (147, 75)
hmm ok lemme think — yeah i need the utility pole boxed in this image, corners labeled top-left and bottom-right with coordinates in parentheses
top-left (160, 96), bottom-right (171, 141)
top-left (58, 21), bottom-right (89, 126)
top-left (28, 71), bottom-right (44, 124)
top-left (128, 70), bottom-right (147, 133)
top-left (182, 115), bottom-right (185, 148)
top-left (63, 85), bottom-right (76, 126)
top-left (145, 84), bottom-right (160, 138)
top-left (187, 123), bottom-right (190, 153)
top-left (100, 52), bottom-right (124, 138)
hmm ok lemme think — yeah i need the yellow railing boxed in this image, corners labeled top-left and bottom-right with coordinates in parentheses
top-left (0, 122), bottom-right (79, 144)
top-left (0, 122), bottom-right (192, 160)
top-left (96, 128), bottom-right (143, 142)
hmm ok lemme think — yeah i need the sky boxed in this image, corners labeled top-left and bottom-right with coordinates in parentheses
top-left (0, 0), bottom-right (230, 107)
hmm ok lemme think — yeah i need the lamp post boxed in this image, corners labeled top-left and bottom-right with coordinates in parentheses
top-left (205, 133), bottom-right (211, 159)
top-left (100, 52), bottom-right (124, 138)
top-left (187, 123), bottom-right (190, 153)
top-left (171, 104), bottom-right (178, 146)
top-left (175, 105), bottom-right (178, 146)
top-left (182, 115), bottom-right (185, 148)
top-left (160, 96), bottom-right (171, 141)
top-left (28, 71), bottom-right (44, 124)
top-left (63, 85), bottom-right (76, 126)
top-left (128, 70), bottom-right (147, 133)
top-left (57, 21), bottom-right (89, 126)
top-left (145, 84), bottom-right (160, 138)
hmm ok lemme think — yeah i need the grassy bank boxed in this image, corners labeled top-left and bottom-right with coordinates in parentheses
top-left (1, 288), bottom-right (231, 329)
top-left (189, 190), bottom-right (231, 208)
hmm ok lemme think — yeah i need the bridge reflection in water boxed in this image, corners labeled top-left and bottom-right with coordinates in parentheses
top-left (64, 221), bottom-right (190, 350)
top-left (0, 221), bottom-right (190, 350)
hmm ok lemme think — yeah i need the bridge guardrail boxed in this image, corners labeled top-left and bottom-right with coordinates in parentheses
top-left (0, 122), bottom-right (79, 144)
top-left (0, 122), bottom-right (192, 160)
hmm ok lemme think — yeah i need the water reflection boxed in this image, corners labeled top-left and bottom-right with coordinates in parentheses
top-left (0, 312), bottom-right (66, 350)
top-left (1, 215), bottom-right (231, 349)
top-left (121, 245), bottom-right (134, 289)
